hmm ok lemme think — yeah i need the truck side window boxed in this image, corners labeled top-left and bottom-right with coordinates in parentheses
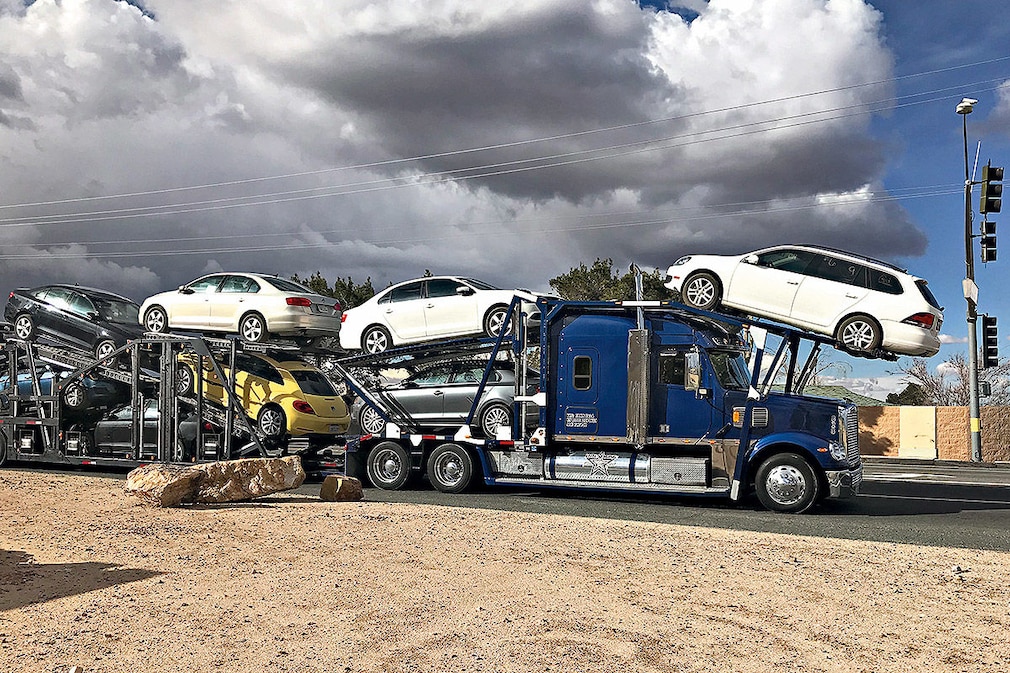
top-left (658, 352), bottom-right (686, 386)
top-left (572, 356), bottom-right (592, 390)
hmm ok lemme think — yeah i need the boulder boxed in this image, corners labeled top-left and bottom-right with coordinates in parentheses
top-left (125, 456), bottom-right (306, 507)
top-left (319, 475), bottom-right (364, 502)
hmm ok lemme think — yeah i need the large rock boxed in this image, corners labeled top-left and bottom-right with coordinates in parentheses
top-left (125, 456), bottom-right (306, 507)
top-left (319, 475), bottom-right (364, 502)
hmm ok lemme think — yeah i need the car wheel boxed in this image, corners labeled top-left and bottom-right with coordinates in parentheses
top-left (366, 441), bottom-right (412, 490)
top-left (483, 305), bottom-right (511, 338)
top-left (0, 434), bottom-right (8, 466)
top-left (175, 365), bottom-right (195, 396)
top-left (144, 306), bottom-right (168, 333)
top-left (358, 405), bottom-right (387, 435)
top-left (239, 313), bottom-right (268, 343)
top-left (426, 443), bottom-right (477, 494)
top-left (836, 315), bottom-right (881, 353)
top-left (94, 339), bottom-right (117, 361)
top-left (257, 405), bottom-right (287, 438)
top-left (478, 401), bottom-right (512, 438)
top-left (13, 314), bottom-right (36, 340)
top-left (754, 452), bottom-right (820, 514)
top-left (362, 325), bottom-right (391, 354)
top-left (63, 382), bottom-right (87, 410)
top-left (682, 272), bottom-right (722, 311)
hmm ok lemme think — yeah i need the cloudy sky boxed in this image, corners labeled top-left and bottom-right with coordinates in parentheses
top-left (2, 0), bottom-right (1010, 393)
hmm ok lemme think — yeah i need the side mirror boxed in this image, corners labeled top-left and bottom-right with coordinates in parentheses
top-left (684, 351), bottom-right (702, 391)
top-left (455, 286), bottom-right (475, 296)
top-left (744, 254), bottom-right (759, 265)
top-left (86, 311), bottom-right (100, 322)
top-left (179, 286), bottom-right (194, 295)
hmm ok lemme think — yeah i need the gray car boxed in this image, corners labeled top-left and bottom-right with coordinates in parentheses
top-left (355, 361), bottom-right (525, 438)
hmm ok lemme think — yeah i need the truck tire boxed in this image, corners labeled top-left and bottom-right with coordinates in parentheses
top-left (366, 441), bottom-right (412, 490)
top-left (426, 443), bottom-right (476, 494)
top-left (754, 452), bottom-right (820, 514)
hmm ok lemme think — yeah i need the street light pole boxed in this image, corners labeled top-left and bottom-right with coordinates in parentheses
top-left (957, 97), bottom-right (983, 462)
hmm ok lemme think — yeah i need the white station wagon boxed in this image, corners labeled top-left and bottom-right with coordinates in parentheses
top-left (664, 245), bottom-right (943, 357)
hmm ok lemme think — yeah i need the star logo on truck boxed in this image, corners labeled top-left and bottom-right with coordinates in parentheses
top-left (584, 451), bottom-right (618, 476)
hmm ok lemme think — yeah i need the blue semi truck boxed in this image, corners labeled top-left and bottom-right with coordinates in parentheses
top-left (342, 296), bottom-right (862, 513)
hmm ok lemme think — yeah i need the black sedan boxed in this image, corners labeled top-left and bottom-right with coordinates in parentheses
top-left (89, 399), bottom-right (214, 459)
top-left (4, 284), bottom-right (144, 359)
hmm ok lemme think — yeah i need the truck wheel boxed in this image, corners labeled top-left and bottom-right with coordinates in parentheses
top-left (426, 443), bottom-right (476, 493)
top-left (366, 441), bottom-right (411, 490)
top-left (754, 452), bottom-right (820, 514)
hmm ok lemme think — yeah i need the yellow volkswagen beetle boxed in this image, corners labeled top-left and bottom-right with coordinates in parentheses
top-left (176, 350), bottom-right (350, 438)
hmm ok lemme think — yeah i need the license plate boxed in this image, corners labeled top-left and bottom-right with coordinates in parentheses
top-left (328, 424), bottom-right (342, 433)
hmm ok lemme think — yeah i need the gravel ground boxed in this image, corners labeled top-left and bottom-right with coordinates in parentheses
top-left (1, 469), bottom-right (1008, 673)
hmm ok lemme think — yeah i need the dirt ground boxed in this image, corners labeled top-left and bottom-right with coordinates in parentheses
top-left (1, 469), bottom-right (1008, 673)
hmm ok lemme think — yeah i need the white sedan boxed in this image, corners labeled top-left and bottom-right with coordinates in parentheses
top-left (139, 272), bottom-right (342, 343)
top-left (339, 276), bottom-right (530, 353)
top-left (664, 245), bottom-right (943, 357)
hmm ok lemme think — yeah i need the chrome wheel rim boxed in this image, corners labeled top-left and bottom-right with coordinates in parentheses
top-left (482, 405), bottom-right (510, 435)
top-left (360, 407), bottom-right (386, 434)
top-left (145, 309), bottom-right (166, 333)
top-left (96, 341), bottom-right (115, 359)
top-left (364, 329), bottom-right (388, 353)
top-left (433, 452), bottom-right (464, 488)
top-left (372, 448), bottom-right (404, 484)
top-left (841, 320), bottom-right (874, 351)
top-left (64, 385), bottom-right (83, 408)
top-left (764, 465), bottom-right (808, 507)
top-left (259, 408), bottom-right (284, 436)
top-left (685, 278), bottom-right (716, 308)
top-left (176, 367), bottom-right (192, 395)
top-left (241, 316), bottom-right (264, 342)
top-left (487, 310), bottom-right (507, 336)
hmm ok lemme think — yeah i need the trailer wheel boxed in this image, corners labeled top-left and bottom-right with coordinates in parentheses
top-left (427, 443), bottom-right (476, 493)
top-left (366, 441), bottom-right (412, 490)
top-left (754, 452), bottom-right (820, 514)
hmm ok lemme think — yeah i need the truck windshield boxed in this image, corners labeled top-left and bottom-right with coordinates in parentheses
top-left (709, 351), bottom-right (751, 390)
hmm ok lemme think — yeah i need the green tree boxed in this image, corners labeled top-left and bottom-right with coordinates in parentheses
top-left (291, 272), bottom-right (375, 310)
top-left (549, 258), bottom-right (674, 301)
top-left (885, 382), bottom-right (929, 406)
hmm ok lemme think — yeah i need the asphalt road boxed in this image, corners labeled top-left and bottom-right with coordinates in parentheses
top-left (9, 462), bottom-right (1010, 552)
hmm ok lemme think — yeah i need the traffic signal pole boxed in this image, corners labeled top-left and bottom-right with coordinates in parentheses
top-left (959, 101), bottom-right (983, 462)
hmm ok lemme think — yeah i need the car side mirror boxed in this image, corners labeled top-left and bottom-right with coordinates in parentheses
top-left (744, 254), bottom-right (759, 265)
top-left (86, 311), bottom-right (100, 322)
top-left (179, 286), bottom-right (194, 295)
top-left (455, 286), bottom-right (475, 296)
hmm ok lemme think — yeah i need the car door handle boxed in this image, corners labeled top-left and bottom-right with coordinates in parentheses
top-left (787, 281), bottom-right (799, 285)
top-left (385, 309), bottom-right (393, 314)
top-left (845, 294), bottom-right (860, 299)
top-left (426, 303), bottom-right (435, 308)
top-left (433, 391), bottom-right (444, 396)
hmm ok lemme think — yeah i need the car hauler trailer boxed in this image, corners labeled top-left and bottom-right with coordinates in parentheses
top-left (337, 296), bottom-right (862, 513)
top-left (0, 332), bottom-right (335, 470)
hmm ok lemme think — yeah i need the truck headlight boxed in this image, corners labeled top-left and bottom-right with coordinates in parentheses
top-left (828, 441), bottom-right (846, 462)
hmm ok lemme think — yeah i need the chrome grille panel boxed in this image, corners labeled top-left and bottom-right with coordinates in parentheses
top-left (840, 405), bottom-right (860, 463)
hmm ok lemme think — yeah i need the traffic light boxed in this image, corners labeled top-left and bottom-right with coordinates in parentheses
top-left (981, 314), bottom-right (999, 369)
top-left (981, 220), bottom-right (997, 263)
top-left (980, 161), bottom-right (1003, 214)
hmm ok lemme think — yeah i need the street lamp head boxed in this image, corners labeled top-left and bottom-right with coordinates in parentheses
top-left (957, 97), bottom-right (978, 115)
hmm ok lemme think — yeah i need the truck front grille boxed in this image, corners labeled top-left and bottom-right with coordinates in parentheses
top-left (840, 405), bottom-right (860, 463)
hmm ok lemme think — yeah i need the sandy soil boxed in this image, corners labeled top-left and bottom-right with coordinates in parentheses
top-left (1, 469), bottom-right (1008, 673)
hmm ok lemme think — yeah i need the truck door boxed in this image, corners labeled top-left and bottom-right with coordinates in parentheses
top-left (649, 349), bottom-right (713, 439)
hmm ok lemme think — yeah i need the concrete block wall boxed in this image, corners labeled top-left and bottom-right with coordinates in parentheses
top-left (858, 406), bottom-right (1010, 462)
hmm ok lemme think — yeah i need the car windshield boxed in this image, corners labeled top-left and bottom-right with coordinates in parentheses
top-left (462, 278), bottom-right (499, 291)
top-left (93, 298), bottom-right (140, 325)
top-left (291, 370), bottom-right (338, 396)
top-left (264, 277), bottom-right (314, 294)
top-left (709, 350), bottom-right (751, 390)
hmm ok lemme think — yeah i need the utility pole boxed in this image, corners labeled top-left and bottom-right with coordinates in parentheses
top-left (956, 97), bottom-right (983, 462)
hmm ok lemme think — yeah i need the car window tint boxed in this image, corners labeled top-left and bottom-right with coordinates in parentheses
top-left (869, 269), bottom-right (904, 295)
top-left (453, 367), bottom-right (483, 383)
top-left (94, 298), bottom-right (140, 325)
top-left (112, 406), bottom-right (134, 421)
top-left (43, 287), bottom-right (72, 310)
top-left (755, 249), bottom-right (815, 274)
top-left (388, 282), bottom-right (423, 303)
top-left (808, 255), bottom-right (868, 287)
top-left (30, 287), bottom-right (50, 301)
top-left (915, 279), bottom-right (940, 308)
top-left (189, 276), bottom-right (224, 293)
top-left (426, 279), bottom-right (462, 298)
top-left (66, 292), bottom-right (95, 317)
top-left (291, 370), bottom-right (337, 396)
top-left (220, 276), bottom-right (259, 293)
top-left (264, 277), bottom-right (312, 293)
top-left (410, 367), bottom-right (451, 386)
top-left (463, 278), bottom-right (499, 290)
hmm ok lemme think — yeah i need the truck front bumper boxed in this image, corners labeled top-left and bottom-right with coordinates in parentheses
top-left (825, 464), bottom-right (862, 499)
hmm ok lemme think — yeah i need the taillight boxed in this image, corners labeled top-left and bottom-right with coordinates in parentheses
top-left (293, 400), bottom-right (315, 414)
top-left (8, 292), bottom-right (13, 299)
top-left (341, 313), bottom-right (347, 323)
top-left (902, 312), bottom-right (935, 329)
top-left (333, 302), bottom-right (342, 312)
top-left (286, 297), bottom-right (312, 307)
